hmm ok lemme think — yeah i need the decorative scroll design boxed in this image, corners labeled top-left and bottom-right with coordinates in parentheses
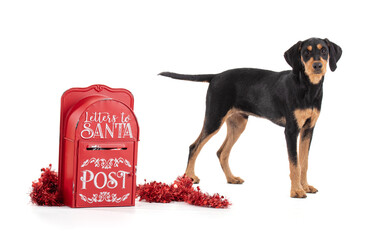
top-left (81, 157), bottom-right (131, 169)
top-left (79, 192), bottom-right (130, 204)
top-left (94, 85), bottom-right (104, 92)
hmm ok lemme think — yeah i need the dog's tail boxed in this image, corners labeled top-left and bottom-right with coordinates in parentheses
top-left (159, 72), bottom-right (215, 83)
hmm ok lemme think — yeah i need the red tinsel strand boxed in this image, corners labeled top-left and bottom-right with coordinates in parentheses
top-left (30, 164), bottom-right (64, 206)
top-left (136, 175), bottom-right (230, 208)
top-left (185, 186), bottom-right (230, 208)
top-left (135, 180), bottom-right (173, 203)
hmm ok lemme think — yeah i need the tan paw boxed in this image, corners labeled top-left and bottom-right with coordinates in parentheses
top-left (227, 176), bottom-right (244, 184)
top-left (303, 185), bottom-right (318, 193)
top-left (185, 171), bottom-right (200, 184)
top-left (290, 188), bottom-right (307, 198)
top-left (186, 175), bottom-right (200, 184)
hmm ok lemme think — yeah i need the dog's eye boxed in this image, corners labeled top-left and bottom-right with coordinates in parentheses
top-left (321, 48), bottom-right (327, 54)
top-left (304, 50), bottom-right (310, 56)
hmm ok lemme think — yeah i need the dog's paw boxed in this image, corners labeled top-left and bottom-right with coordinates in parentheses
top-left (303, 185), bottom-right (318, 193)
top-left (189, 175), bottom-right (200, 184)
top-left (227, 176), bottom-right (244, 184)
top-left (185, 172), bottom-right (200, 184)
top-left (290, 188), bottom-right (307, 198)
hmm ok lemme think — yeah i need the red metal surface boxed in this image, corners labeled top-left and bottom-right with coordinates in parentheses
top-left (58, 85), bottom-right (139, 208)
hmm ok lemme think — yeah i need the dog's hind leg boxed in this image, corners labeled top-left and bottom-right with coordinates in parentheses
top-left (217, 113), bottom-right (248, 184)
top-left (185, 110), bottom-right (228, 183)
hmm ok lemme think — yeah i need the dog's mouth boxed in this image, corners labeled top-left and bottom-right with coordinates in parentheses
top-left (313, 69), bottom-right (323, 74)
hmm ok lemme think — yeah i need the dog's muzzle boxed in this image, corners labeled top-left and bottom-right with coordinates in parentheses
top-left (313, 61), bottom-right (323, 74)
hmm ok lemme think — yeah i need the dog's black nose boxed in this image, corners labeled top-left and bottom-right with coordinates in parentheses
top-left (313, 62), bottom-right (322, 70)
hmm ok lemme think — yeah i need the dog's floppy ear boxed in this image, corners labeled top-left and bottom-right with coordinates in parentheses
top-left (324, 38), bottom-right (342, 71)
top-left (284, 41), bottom-right (302, 75)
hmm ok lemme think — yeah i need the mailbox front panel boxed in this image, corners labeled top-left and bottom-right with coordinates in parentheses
top-left (76, 141), bottom-right (135, 207)
top-left (73, 98), bottom-right (138, 207)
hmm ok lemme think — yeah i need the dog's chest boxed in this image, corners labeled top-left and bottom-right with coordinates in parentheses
top-left (293, 108), bottom-right (320, 129)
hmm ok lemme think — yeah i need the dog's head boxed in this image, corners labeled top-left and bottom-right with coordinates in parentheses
top-left (284, 38), bottom-right (342, 84)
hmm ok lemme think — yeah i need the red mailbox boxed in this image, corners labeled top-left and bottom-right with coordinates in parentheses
top-left (58, 85), bottom-right (139, 208)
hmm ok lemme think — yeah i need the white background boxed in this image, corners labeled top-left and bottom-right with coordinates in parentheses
top-left (1, 0), bottom-right (369, 239)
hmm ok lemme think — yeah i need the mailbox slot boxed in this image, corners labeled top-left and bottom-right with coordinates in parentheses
top-left (86, 143), bottom-right (128, 151)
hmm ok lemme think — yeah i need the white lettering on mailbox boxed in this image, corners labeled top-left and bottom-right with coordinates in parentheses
top-left (80, 170), bottom-right (130, 189)
top-left (80, 112), bottom-right (133, 139)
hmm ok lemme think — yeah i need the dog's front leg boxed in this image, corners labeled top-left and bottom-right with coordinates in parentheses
top-left (285, 125), bottom-right (307, 198)
top-left (299, 124), bottom-right (318, 194)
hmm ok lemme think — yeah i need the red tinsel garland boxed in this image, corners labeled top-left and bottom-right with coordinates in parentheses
top-left (136, 175), bottom-right (231, 208)
top-left (30, 164), bottom-right (64, 206)
top-left (30, 165), bottom-right (230, 208)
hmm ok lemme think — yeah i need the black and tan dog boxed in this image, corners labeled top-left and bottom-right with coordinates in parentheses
top-left (159, 38), bottom-right (342, 198)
